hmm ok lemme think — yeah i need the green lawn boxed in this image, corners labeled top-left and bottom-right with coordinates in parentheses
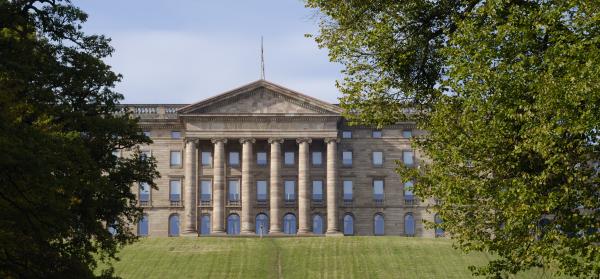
top-left (101, 237), bottom-right (569, 279)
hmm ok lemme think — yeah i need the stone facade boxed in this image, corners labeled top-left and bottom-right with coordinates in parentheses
top-left (120, 80), bottom-right (440, 237)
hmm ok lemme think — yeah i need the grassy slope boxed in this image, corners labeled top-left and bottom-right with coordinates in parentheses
top-left (103, 237), bottom-right (569, 279)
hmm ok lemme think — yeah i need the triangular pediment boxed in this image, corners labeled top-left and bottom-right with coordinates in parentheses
top-left (178, 80), bottom-right (342, 115)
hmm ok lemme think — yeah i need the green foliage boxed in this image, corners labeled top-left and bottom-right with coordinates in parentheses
top-left (0, 0), bottom-right (159, 278)
top-left (307, 0), bottom-right (600, 277)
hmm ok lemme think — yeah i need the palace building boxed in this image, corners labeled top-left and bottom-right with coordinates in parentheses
top-left (119, 80), bottom-right (443, 237)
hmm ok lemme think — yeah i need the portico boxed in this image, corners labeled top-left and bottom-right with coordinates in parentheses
top-left (177, 80), bottom-right (343, 235)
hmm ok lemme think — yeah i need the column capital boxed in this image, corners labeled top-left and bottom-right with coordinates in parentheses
top-left (296, 137), bottom-right (312, 144)
top-left (324, 137), bottom-right (340, 144)
top-left (239, 138), bottom-right (256, 144)
top-left (184, 138), bottom-right (199, 144)
top-left (268, 137), bottom-right (284, 144)
top-left (211, 138), bottom-right (228, 144)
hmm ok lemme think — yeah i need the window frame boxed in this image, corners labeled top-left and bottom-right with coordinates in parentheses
top-left (229, 151), bottom-right (240, 167)
top-left (284, 180), bottom-right (296, 202)
top-left (312, 180), bottom-right (324, 201)
top-left (201, 151), bottom-right (213, 167)
top-left (374, 213), bottom-right (385, 236)
top-left (170, 130), bottom-right (182, 139)
top-left (342, 180), bottom-right (353, 201)
top-left (372, 151), bottom-right (384, 167)
top-left (169, 179), bottom-right (182, 202)
top-left (372, 130), bottom-right (383, 138)
top-left (170, 150), bottom-right (182, 167)
top-left (138, 214), bottom-right (149, 236)
top-left (403, 150), bottom-right (415, 166)
top-left (372, 179), bottom-right (385, 201)
top-left (139, 182), bottom-right (151, 203)
top-left (343, 213), bottom-right (355, 236)
top-left (402, 129), bottom-right (413, 138)
top-left (227, 178), bottom-right (241, 202)
top-left (341, 130), bottom-right (352, 139)
top-left (342, 150), bottom-right (353, 167)
top-left (256, 151), bottom-right (268, 166)
top-left (284, 151), bottom-right (295, 166)
top-left (168, 214), bottom-right (180, 237)
top-left (199, 179), bottom-right (213, 202)
top-left (311, 151), bottom-right (323, 167)
top-left (256, 180), bottom-right (268, 202)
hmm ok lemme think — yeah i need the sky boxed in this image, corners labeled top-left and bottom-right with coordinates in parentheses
top-left (76, 0), bottom-right (343, 104)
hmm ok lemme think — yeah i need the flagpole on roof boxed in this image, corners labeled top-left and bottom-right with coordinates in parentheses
top-left (260, 36), bottom-right (265, 80)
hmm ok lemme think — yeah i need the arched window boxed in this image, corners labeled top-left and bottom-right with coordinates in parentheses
top-left (283, 213), bottom-right (296, 235)
top-left (200, 214), bottom-right (211, 235)
top-left (343, 214), bottom-right (354, 235)
top-left (404, 213), bottom-right (415, 236)
top-left (313, 214), bottom-right (323, 234)
top-left (227, 214), bottom-right (240, 235)
top-left (374, 213), bottom-right (385, 236)
top-left (256, 213), bottom-right (269, 235)
top-left (138, 215), bottom-right (149, 236)
top-left (434, 214), bottom-right (444, 237)
top-left (168, 214), bottom-right (179, 237)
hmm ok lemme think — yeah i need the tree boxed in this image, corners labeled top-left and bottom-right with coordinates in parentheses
top-left (0, 0), bottom-right (159, 278)
top-left (307, 0), bottom-right (600, 277)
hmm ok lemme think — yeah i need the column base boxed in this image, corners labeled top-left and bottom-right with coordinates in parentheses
top-left (297, 231), bottom-right (314, 237)
top-left (241, 231), bottom-right (256, 236)
top-left (268, 231), bottom-right (285, 236)
top-left (211, 230), bottom-right (227, 236)
top-left (181, 231), bottom-right (198, 237)
top-left (326, 231), bottom-right (344, 237)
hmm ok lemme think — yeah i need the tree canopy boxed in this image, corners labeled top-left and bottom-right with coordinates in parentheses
top-left (0, 0), bottom-right (159, 277)
top-left (307, 0), bottom-right (600, 277)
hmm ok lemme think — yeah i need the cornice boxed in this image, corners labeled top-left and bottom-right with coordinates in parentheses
top-left (180, 115), bottom-right (340, 122)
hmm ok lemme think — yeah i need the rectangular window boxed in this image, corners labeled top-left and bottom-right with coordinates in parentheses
top-left (140, 150), bottom-right (151, 161)
top-left (373, 151), bottom-right (383, 166)
top-left (402, 130), bottom-right (413, 138)
top-left (143, 131), bottom-right (151, 137)
top-left (170, 151), bottom-right (182, 166)
top-left (228, 180), bottom-right (240, 201)
top-left (312, 180), bottom-right (323, 201)
top-left (257, 152), bottom-right (267, 166)
top-left (343, 180), bottom-right (353, 201)
top-left (200, 180), bottom-right (212, 201)
top-left (256, 180), bottom-right (267, 201)
top-left (342, 131), bottom-right (352, 139)
top-left (403, 150), bottom-right (414, 166)
top-left (312, 152), bottom-right (322, 166)
top-left (284, 180), bottom-right (295, 201)
top-left (229, 152), bottom-right (240, 166)
top-left (372, 130), bottom-right (383, 138)
top-left (342, 151), bottom-right (353, 166)
top-left (373, 180), bottom-right (384, 200)
top-left (171, 131), bottom-right (181, 139)
top-left (201, 151), bottom-right (212, 166)
top-left (139, 182), bottom-right (150, 202)
top-left (284, 152), bottom-right (295, 166)
top-left (169, 180), bottom-right (181, 201)
top-left (404, 181), bottom-right (414, 201)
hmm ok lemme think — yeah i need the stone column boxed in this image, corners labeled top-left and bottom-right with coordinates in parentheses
top-left (325, 137), bottom-right (342, 235)
top-left (211, 138), bottom-right (227, 234)
top-left (240, 138), bottom-right (255, 234)
top-left (183, 139), bottom-right (197, 234)
top-left (268, 138), bottom-right (284, 234)
top-left (297, 138), bottom-right (312, 234)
